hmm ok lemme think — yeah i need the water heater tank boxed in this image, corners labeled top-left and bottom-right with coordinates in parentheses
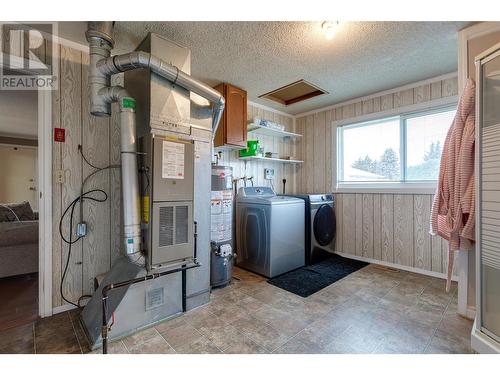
top-left (210, 165), bottom-right (234, 288)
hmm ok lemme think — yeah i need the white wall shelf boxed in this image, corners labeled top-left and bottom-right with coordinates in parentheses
top-left (239, 155), bottom-right (303, 164)
top-left (247, 123), bottom-right (302, 138)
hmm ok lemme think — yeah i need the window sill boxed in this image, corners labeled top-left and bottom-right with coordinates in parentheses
top-left (335, 182), bottom-right (437, 194)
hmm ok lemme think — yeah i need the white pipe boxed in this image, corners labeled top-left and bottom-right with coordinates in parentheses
top-left (99, 86), bottom-right (143, 265)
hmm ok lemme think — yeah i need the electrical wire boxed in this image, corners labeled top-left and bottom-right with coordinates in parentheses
top-left (59, 189), bottom-right (108, 308)
top-left (78, 144), bottom-right (102, 170)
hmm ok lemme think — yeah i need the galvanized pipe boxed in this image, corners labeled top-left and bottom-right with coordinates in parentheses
top-left (97, 51), bottom-right (225, 137)
top-left (99, 86), bottom-right (143, 265)
top-left (86, 22), bottom-right (114, 116)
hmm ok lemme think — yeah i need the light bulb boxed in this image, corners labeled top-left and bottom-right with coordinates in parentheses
top-left (322, 21), bottom-right (339, 40)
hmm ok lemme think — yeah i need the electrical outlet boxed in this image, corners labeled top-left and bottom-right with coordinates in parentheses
top-left (264, 168), bottom-right (275, 180)
top-left (55, 169), bottom-right (65, 184)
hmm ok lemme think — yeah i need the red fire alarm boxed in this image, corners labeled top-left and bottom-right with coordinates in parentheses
top-left (54, 128), bottom-right (65, 143)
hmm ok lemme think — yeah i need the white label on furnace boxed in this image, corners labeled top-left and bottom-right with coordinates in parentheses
top-left (162, 141), bottom-right (185, 179)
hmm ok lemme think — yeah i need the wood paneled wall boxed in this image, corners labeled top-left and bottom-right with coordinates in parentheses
top-left (217, 104), bottom-right (298, 194)
top-left (295, 74), bottom-right (459, 277)
top-left (52, 45), bottom-right (122, 308)
top-left (335, 193), bottom-right (456, 276)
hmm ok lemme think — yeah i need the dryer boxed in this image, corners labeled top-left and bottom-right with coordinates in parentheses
top-left (290, 194), bottom-right (336, 264)
top-left (236, 187), bottom-right (305, 278)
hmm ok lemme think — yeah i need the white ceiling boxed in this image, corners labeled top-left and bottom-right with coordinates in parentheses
top-left (62, 21), bottom-right (472, 115)
top-left (0, 91), bottom-right (37, 139)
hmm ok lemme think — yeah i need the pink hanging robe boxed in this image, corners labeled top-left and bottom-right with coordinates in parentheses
top-left (430, 78), bottom-right (476, 292)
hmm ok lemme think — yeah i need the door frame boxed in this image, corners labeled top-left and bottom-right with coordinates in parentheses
top-left (37, 89), bottom-right (52, 318)
top-left (0, 64), bottom-right (53, 318)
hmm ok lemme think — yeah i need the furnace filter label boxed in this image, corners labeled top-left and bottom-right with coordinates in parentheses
top-left (162, 141), bottom-right (185, 179)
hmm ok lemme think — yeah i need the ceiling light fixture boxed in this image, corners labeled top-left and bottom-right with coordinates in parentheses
top-left (322, 21), bottom-right (339, 40)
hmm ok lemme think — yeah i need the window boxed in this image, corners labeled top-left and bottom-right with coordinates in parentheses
top-left (337, 107), bottom-right (456, 186)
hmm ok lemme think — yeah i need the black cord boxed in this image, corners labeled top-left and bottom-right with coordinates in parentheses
top-left (78, 144), bottom-right (103, 170)
top-left (59, 189), bottom-right (108, 308)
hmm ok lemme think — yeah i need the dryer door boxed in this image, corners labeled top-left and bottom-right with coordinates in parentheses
top-left (312, 204), bottom-right (336, 247)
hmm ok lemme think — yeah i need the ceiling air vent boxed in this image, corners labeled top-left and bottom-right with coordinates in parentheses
top-left (259, 80), bottom-right (328, 106)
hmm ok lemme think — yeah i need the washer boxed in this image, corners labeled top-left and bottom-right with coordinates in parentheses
top-left (290, 194), bottom-right (336, 264)
top-left (236, 187), bottom-right (305, 278)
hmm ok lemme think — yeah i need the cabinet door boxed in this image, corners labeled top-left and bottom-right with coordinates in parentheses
top-left (225, 84), bottom-right (247, 147)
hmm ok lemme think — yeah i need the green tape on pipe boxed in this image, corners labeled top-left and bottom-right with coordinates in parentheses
top-left (122, 97), bottom-right (136, 109)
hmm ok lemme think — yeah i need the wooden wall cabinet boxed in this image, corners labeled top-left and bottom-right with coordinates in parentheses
top-left (214, 83), bottom-right (247, 148)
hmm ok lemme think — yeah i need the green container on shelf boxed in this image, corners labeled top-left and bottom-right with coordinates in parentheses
top-left (239, 140), bottom-right (259, 157)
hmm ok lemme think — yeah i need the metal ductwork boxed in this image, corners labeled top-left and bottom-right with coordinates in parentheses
top-left (85, 21), bottom-right (224, 265)
top-left (97, 50), bottom-right (225, 137)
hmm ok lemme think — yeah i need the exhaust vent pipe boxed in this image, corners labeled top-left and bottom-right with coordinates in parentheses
top-left (85, 21), bottom-right (225, 265)
top-left (97, 51), bottom-right (225, 137)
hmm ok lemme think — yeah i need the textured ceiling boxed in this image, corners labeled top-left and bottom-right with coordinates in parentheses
top-left (67, 21), bottom-right (472, 115)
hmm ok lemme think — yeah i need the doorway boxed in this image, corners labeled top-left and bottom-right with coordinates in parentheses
top-left (0, 90), bottom-right (40, 331)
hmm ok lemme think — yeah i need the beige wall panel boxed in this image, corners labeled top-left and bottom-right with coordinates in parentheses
top-left (355, 193), bottom-right (363, 256)
top-left (81, 53), bottom-right (111, 296)
top-left (362, 99), bottom-right (374, 115)
top-left (342, 103), bottom-right (356, 120)
top-left (59, 46), bottom-right (83, 304)
top-left (372, 97), bottom-right (381, 113)
top-left (414, 84), bottom-right (431, 104)
top-left (305, 115), bottom-right (315, 193)
top-left (373, 194), bottom-right (382, 260)
top-left (381, 194), bottom-right (394, 263)
top-left (413, 195), bottom-right (431, 270)
top-left (442, 77), bottom-right (458, 97)
top-left (313, 111), bottom-right (326, 193)
top-left (394, 88), bottom-right (414, 108)
top-left (394, 194), bottom-right (414, 267)
top-left (380, 94), bottom-right (394, 111)
top-left (342, 194), bottom-right (356, 255)
top-left (362, 194), bottom-right (374, 259)
top-left (431, 81), bottom-right (442, 100)
top-left (325, 110), bottom-right (334, 192)
top-left (431, 231), bottom-right (443, 273)
top-left (334, 193), bottom-right (343, 252)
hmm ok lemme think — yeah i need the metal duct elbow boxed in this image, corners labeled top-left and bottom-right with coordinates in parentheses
top-left (97, 52), bottom-right (225, 136)
top-left (86, 22), bottom-right (115, 117)
top-left (211, 96), bottom-right (225, 140)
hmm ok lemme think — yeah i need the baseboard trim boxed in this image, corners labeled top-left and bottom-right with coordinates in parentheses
top-left (465, 306), bottom-right (477, 320)
top-left (52, 304), bottom-right (77, 315)
top-left (52, 298), bottom-right (90, 315)
top-left (335, 251), bottom-right (459, 282)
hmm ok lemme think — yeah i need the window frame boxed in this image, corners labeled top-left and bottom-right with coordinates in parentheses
top-left (336, 104), bottom-right (457, 193)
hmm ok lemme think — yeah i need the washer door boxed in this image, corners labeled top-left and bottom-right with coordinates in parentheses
top-left (313, 204), bottom-right (336, 246)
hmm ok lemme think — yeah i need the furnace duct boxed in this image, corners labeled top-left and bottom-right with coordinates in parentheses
top-left (85, 22), bottom-right (225, 264)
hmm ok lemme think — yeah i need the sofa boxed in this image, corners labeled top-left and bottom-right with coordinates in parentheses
top-left (0, 201), bottom-right (39, 278)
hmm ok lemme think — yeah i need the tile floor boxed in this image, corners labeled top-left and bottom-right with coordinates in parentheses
top-left (0, 265), bottom-right (474, 354)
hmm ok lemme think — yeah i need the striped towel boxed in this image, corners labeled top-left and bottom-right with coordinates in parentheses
top-left (430, 78), bottom-right (476, 292)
